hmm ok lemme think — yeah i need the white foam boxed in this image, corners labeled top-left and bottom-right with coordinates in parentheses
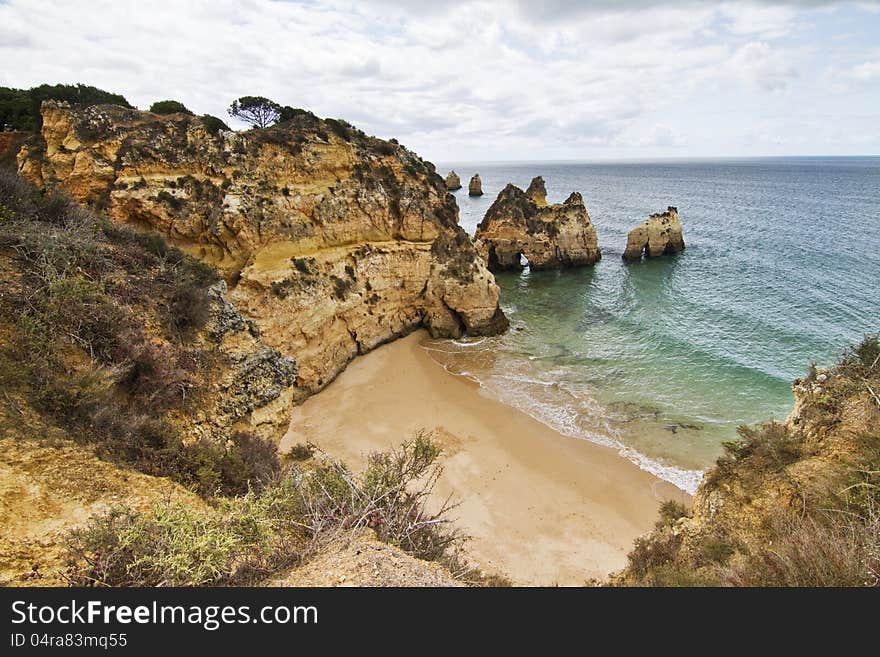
top-left (481, 375), bottom-right (705, 494)
top-left (419, 343), bottom-right (705, 495)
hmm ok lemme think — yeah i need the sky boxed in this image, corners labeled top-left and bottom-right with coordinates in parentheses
top-left (1, 0), bottom-right (879, 161)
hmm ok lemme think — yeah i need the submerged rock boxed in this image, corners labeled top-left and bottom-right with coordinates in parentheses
top-left (474, 177), bottom-right (600, 271)
top-left (444, 170), bottom-right (462, 190)
top-left (468, 173), bottom-right (483, 196)
top-left (623, 206), bottom-right (684, 261)
top-left (18, 101), bottom-right (508, 397)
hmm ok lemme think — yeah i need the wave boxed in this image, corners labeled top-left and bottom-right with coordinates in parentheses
top-left (424, 342), bottom-right (704, 494)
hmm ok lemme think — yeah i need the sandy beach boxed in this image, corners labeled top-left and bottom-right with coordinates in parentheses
top-left (281, 330), bottom-right (690, 585)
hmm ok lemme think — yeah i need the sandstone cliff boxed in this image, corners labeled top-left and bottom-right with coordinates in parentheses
top-left (468, 173), bottom-right (483, 196)
top-left (17, 101), bottom-right (507, 396)
top-left (445, 170), bottom-right (461, 190)
top-left (622, 206), bottom-right (684, 261)
top-left (474, 177), bottom-right (601, 271)
top-left (0, 168), bottom-right (474, 587)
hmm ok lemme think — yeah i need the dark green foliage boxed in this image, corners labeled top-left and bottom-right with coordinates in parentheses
top-left (324, 118), bottom-right (351, 141)
top-left (331, 275), bottom-right (353, 300)
top-left (228, 96), bottom-right (283, 129)
top-left (279, 106), bottom-right (314, 122)
top-left (0, 84), bottom-right (132, 132)
top-left (287, 443), bottom-right (314, 461)
top-left (149, 100), bottom-right (193, 115)
top-left (156, 189), bottom-right (184, 211)
top-left (200, 114), bottom-right (230, 135)
top-left (656, 500), bottom-right (690, 528)
top-left (843, 335), bottom-right (880, 372)
top-left (709, 422), bottom-right (801, 486)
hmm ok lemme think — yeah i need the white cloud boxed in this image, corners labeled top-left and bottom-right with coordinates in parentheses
top-left (852, 60), bottom-right (880, 80)
top-left (0, 0), bottom-right (877, 159)
top-left (724, 42), bottom-right (800, 91)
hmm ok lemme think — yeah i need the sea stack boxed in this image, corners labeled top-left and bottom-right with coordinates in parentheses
top-left (445, 170), bottom-right (462, 190)
top-left (525, 175), bottom-right (547, 207)
top-left (468, 173), bottom-right (483, 196)
top-left (622, 206), bottom-right (685, 261)
top-left (474, 176), bottom-right (600, 271)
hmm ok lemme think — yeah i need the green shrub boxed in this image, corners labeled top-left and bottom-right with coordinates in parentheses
top-left (656, 500), bottom-right (689, 528)
top-left (200, 114), bottom-right (230, 135)
top-left (156, 189), bottom-right (184, 211)
top-left (1, 84), bottom-right (132, 132)
top-left (149, 100), bottom-right (193, 115)
top-left (287, 443), bottom-right (314, 461)
top-left (64, 433), bottom-right (467, 586)
top-left (63, 496), bottom-right (298, 587)
top-left (297, 433), bottom-right (461, 563)
top-left (626, 530), bottom-right (682, 580)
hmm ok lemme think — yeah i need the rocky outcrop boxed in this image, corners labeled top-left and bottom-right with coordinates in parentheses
top-left (444, 170), bottom-right (461, 190)
top-left (622, 206), bottom-right (684, 261)
top-left (17, 101), bottom-right (507, 397)
top-left (474, 177), bottom-right (601, 271)
top-left (525, 175), bottom-right (547, 207)
top-left (468, 173), bottom-right (483, 196)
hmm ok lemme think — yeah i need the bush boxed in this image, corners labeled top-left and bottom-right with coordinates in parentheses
top-left (219, 432), bottom-right (281, 495)
top-left (1, 84), bottom-right (132, 132)
top-left (63, 495), bottom-right (300, 586)
top-left (626, 530), bottom-right (683, 581)
top-left (298, 433), bottom-right (462, 563)
top-left (0, 171), bottom-right (250, 497)
top-left (200, 114), bottom-right (229, 135)
top-left (287, 443), bottom-right (314, 461)
top-left (656, 500), bottom-right (689, 528)
top-left (729, 512), bottom-right (880, 587)
top-left (64, 433), bottom-right (468, 586)
top-left (709, 422), bottom-right (801, 486)
top-left (149, 100), bottom-right (193, 115)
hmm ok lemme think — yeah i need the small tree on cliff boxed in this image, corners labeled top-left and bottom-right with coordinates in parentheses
top-left (227, 96), bottom-right (284, 129)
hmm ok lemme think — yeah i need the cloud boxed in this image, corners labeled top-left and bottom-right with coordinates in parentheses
top-left (851, 60), bottom-right (880, 80)
top-left (724, 42), bottom-right (800, 91)
top-left (0, 0), bottom-right (876, 159)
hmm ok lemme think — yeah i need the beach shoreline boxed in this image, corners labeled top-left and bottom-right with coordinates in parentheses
top-left (281, 330), bottom-right (690, 585)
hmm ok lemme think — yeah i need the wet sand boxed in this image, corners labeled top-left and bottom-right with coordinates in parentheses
top-left (281, 330), bottom-right (690, 585)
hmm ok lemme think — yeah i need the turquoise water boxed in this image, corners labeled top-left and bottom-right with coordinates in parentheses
top-left (427, 158), bottom-right (880, 492)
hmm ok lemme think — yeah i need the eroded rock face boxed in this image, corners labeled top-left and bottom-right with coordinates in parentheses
top-left (622, 206), bottom-right (684, 261)
top-left (444, 170), bottom-right (461, 190)
top-left (468, 173), bottom-right (483, 196)
top-left (474, 178), bottom-right (601, 271)
top-left (18, 101), bottom-right (507, 396)
top-left (525, 175), bottom-right (547, 207)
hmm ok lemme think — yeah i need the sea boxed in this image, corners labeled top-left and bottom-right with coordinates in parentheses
top-left (425, 157), bottom-right (880, 493)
